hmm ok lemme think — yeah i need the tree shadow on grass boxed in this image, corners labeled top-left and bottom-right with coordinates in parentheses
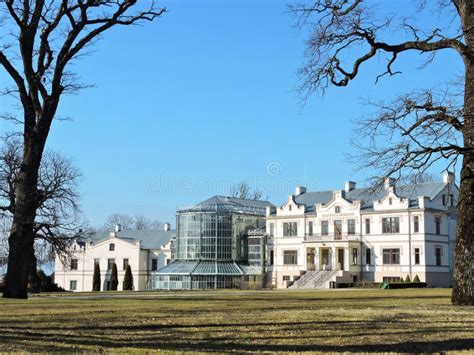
top-left (1, 330), bottom-right (473, 353)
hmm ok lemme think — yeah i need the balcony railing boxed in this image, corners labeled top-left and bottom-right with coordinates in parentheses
top-left (304, 233), bottom-right (360, 242)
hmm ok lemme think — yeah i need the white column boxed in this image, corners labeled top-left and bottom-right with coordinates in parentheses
top-left (344, 247), bottom-right (350, 271)
top-left (331, 246), bottom-right (336, 270)
top-left (315, 247), bottom-right (320, 270)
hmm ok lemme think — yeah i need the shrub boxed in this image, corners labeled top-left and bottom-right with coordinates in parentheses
top-left (405, 275), bottom-right (411, 283)
top-left (28, 267), bottom-right (41, 293)
top-left (123, 265), bottom-right (133, 291)
top-left (37, 270), bottom-right (65, 292)
top-left (110, 263), bottom-right (118, 291)
top-left (413, 275), bottom-right (421, 283)
top-left (399, 277), bottom-right (404, 283)
top-left (93, 263), bottom-right (101, 291)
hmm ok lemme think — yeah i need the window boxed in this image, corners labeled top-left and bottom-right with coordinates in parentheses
top-left (107, 258), bottom-right (115, 271)
top-left (109, 243), bottom-right (115, 251)
top-left (283, 222), bottom-right (297, 237)
top-left (123, 258), bottom-right (129, 270)
top-left (283, 250), bottom-right (298, 265)
top-left (414, 216), bottom-right (419, 233)
top-left (70, 280), bottom-right (77, 291)
top-left (442, 194), bottom-right (447, 206)
top-left (435, 247), bottom-right (442, 266)
top-left (94, 258), bottom-right (100, 266)
top-left (382, 217), bottom-right (400, 233)
top-left (352, 248), bottom-right (358, 265)
top-left (321, 220), bottom-right (329, 235)
top-left (414, 248), bottom-right (420, 265)
top-left (151, 258), bottom-right (158, 271)
top-left (450, 194), bottom-right (454, 207)
top-left (269, 223), bottom-right (274, 237)
top-left (435, 216), bottom-right (441, 235)
top-left (289, 205), bottom-right (292, 211)
top-left (269, 250), bottom-right (274, 265)
top-left (70, 258), bottom-right (78, 270)
top-left (383, 249), bottom-right (400, 265)
top-left (282, 276), bottom-right (290, 281)
top-left (348, 219), bottom-right (356, 235)
top-left (365, 248), bottom-right (371, 265)
top-left (389, 197), bottom-right (393, 205)
top-left (365, 218), bottom-right (370, 234)
top-left (335, 206), bottom-right (341, 213)
top-left (308, 221), bottom-right (313, 236)
top-left (166, 259), bottom-right (171, 265)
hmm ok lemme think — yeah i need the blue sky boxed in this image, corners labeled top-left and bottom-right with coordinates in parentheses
top-left (0, 0), bottom-right (463, 227)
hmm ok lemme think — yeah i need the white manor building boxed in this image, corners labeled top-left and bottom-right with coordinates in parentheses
top-left (55, 172), bottom-right (459, 292)
top-left (54, 224), bottom-right (174, 292)
top-left (266, 172), bottom-right (458, 289)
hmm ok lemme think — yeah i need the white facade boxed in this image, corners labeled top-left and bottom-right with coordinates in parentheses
top-left (266, 173), bottom-right (458, 289)
top-left (55, 227), bottom-right (174, 292)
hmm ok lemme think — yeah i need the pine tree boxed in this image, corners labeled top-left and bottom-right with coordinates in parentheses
top-left (122, 265), bottom-right (134, 291)
top-left (93, 263), bottom-right (101, 292)
top-left (413, 275), bottom-right (421, 283)
top-left (110, 263), bottom-right (119, 291)
top-left (405, 275), bottom-right (411, 283)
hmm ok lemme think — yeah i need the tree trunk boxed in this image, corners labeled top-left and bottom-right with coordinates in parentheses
top-left (452, 3), bottom-right (474, 305)
top-left (3, 126), bottom-right (45, 299)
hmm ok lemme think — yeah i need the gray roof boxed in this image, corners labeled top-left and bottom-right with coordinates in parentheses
top-left (293, 181), bottom-right (447, 212)
top-left (157, 260), bottom-right (246, 275)
top-left (179, 195), bottom-right (274, 215)
top-left (86, 229), bottom-right (175, 250)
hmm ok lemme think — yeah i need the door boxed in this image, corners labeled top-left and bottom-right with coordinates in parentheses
top-left (321, 249), bottom-right (331, 270)
top-left (306, 248), bottom-right (315, 270)
top-left (337, 249), bottom-right (344, 271)
top-left (334, 220), bottom-right (342, 240)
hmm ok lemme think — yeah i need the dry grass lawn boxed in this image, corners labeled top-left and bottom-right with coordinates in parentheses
top-left (0, 288), bottom-right (473, 353)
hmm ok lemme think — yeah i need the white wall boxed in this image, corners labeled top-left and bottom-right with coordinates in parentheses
top-left (55, 236), bottom-right (171, 292)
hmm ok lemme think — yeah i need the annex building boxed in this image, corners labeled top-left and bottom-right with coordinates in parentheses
top-left (267, 172), bottom-right (458, 289)
top-left (54, 224), bottom-right (174, 292)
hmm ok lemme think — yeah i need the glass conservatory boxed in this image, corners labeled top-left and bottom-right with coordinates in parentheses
top-left (154, 196), bottom-right (273, 290)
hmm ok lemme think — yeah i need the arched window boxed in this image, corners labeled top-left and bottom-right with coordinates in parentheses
top-left (335, 206), bottom-right (341, 213)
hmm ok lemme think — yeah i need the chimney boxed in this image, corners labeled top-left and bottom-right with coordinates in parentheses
top-left (163, 223), bottom-right (171, 231)
top-left (384, 177), bottom-right (396, 190)
top-left (115, 224), bottom-right (122, 233)
top-left (443, 171), bottom-right (455, 184)
top-left (295, 186), bottom-right (307, 196)
top-left (344, 181), bottom-right (356, 192)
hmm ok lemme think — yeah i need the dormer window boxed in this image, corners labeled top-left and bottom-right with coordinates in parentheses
top-left (109, 243), bottom-right (115, 251)
top-left (335, 206), bottom-right (341, 213)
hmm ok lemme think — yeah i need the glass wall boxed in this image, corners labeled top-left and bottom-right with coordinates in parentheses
top-left (155, 275), bottom-right (243, 290)
top-left (176, 211), bottom-right (264, 261)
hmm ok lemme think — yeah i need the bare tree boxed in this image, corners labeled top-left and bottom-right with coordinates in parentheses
top-left (0, 135), bottom-right (85, 274)
top-left (398, 172), bottom-right (439, 185)
top-left (0, 1), bottom-right (165, 298)
top-left (230, 180), bottom-right (267, 200)
top-left (104, 213), bottom-right (163, 230)
top-left (291, 0), bottom-right (473, 305)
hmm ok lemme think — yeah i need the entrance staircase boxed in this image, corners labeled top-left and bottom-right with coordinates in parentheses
top-left (289, 270), bottom-right (339, 289)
